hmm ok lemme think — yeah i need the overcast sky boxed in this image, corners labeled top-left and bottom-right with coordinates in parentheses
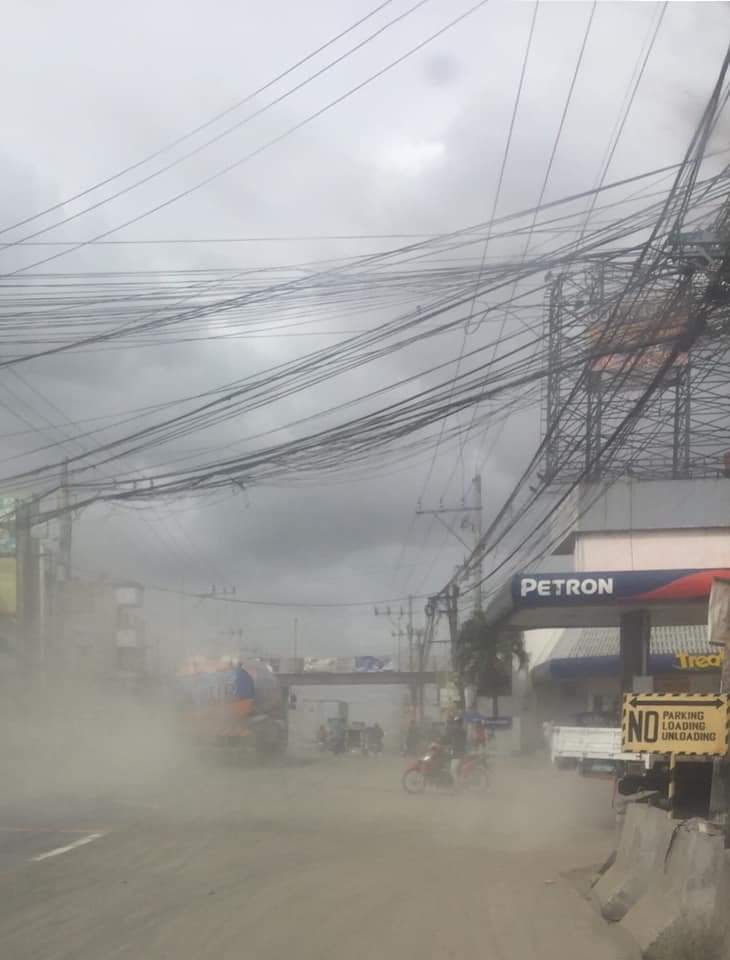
top-left (1, 1), bottom-right (729, 663)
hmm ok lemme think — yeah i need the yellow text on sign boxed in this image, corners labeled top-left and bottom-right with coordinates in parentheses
top-left (621, 692), bottom-right (729, 756)
top-left (675, 651), bottom-right (724, 670)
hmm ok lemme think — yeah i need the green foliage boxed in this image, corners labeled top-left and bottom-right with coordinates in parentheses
top-left (452, 611), bottom-right (528, 695)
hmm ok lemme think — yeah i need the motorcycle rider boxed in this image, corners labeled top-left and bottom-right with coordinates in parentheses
top-left (442, 714), bottom-right (467, 786)
top-left (474, 720), bottom-right (488, 755)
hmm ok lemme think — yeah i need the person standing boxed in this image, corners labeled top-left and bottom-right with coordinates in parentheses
top-left (444, 715), bottom-right (467, 786)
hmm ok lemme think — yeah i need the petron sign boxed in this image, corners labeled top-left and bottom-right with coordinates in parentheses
top-left (512, 568), bottom-right (730, 608)
top-left (621, 692), bottom-right (730, 756)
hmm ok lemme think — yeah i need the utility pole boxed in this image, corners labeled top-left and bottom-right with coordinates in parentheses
top-left (16, 499), bottom-right (30, 677)
top-left (437, 582), bottom-right (462, 708)
top-left (293, 617), bottom-right (298, 661)
top-left (58, 460), bottom-right (72, 581)
top-left (39, 543), bottom-right (47, 667)
top-left (407, 595), bottom-right (413, 673)
top-left (415, 627), bottom-right (425, 723)
top-left (416, 473), bottom-right (483, 613)
top-left (180, 579), bottom-right (186, 656)
top-left (708, 577), bottom-right (730, 827)
top-left (416, 598), bottom-right (440, 724)
top-left (407, 595), bottom-right (416, 716)
top-left (473, 474), bottom-right (483, 612)
top-left (16, 498), bottom-right (39, 680)
top-left (55, 461), bottom-right (72, 673)
top-left (373, 603), bottom-right (406, 669)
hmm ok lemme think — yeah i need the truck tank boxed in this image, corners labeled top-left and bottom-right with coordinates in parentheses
top-left (175, 656), bottom-right (286, 752)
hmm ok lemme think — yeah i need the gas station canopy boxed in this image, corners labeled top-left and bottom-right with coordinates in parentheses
top-left (485, 568), bottom-right (730, 630)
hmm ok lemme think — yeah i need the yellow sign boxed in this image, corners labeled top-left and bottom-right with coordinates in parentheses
top-left (0, 557), bottom-right (16, 615)
top-left (622, 692), bottom-right (729, 756)
top-left (676, 651), bottom-right (724, 670)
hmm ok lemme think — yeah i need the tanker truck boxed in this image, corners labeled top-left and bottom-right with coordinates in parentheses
top-left (175, 656), bottom-right (288, 757)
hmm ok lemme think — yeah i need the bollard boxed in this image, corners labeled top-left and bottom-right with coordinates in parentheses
top-left (667, 754), bottom-right (677, 819)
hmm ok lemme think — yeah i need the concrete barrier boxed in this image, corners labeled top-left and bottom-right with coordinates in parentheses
top-left (620, 819), bottom-right (725, 954)
top-left (711, 849), bottom-right (730, 960)
top-left (593, 802), bottom-right (676, 922)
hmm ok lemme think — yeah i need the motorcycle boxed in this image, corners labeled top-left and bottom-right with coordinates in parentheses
top-left (401, 741), bottom-right (490, 794)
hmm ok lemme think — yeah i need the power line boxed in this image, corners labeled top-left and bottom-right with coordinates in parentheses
top-left (0, 168), bottom-right (720, 498)
top-left (410, 0), bottom-right (596, 596)
top-left (141, 580), bottom-right (427, 609)
top-left (395, 0), bottom-right (538, 594)
top-left (0, 154), bottom-right (714, 369)
top-left (3, 0), bottom-right (490, 278)
top-left (0, 0), bottom-right (400, 238)
top-left (441, 42), bottom-right (730, 606)
top-left (1, 0), bottom-right (433, 255)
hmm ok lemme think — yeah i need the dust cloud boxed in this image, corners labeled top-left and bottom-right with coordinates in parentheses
top-left (1, 673), bottom-right (615, 869)
top-left (0, 677), bottom-right (184, 811)
top-left (0, 674), bottom-right (631, 960)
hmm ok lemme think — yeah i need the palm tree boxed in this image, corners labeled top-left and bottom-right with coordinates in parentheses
top-left (452, 611), bottom-right (528, 716)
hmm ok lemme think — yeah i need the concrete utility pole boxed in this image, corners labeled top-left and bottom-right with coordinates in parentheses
top-left (708, 577), bottom-right (730, 825)
top-left (416, 473), bottom-right (483, 613)
top-left (373, 603), bottom-right (406, 668)
top-left (39, 543), bottom-right (48, 667)
top-left (473, 474), bottom-right (483, 612)
top-left (407, 595), bottom-right (416, 715)
top-left (16, 498), bottom-right (39, 678)
top-left (58, 460), bottom-right (72, 581)
top-left (415, 598), bottom-right (442, 723)
top-left (415, 627), bottom-right (425, 723)
top-left (407, 595), bottom-right (413, 673)
top-left (54, 461), bottom-right (72, 673)
top-left (440, 582), bottom-right (459, 649)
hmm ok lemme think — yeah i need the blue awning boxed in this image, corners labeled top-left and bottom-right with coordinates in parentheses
top-left (532, 653), bottom-right (697, 682)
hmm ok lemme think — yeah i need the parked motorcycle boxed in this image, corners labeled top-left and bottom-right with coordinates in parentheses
top-left (401, 741), bottom-right (490, 794)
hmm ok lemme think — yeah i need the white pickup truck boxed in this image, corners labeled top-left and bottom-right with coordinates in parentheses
top-left (551, 726), bottom-right (642, 775)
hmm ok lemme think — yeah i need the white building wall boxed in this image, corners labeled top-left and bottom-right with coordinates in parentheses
top-left (575, 528), bottom-right (730, 571)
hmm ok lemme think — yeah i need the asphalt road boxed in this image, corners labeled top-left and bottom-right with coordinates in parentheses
top-left (0, 751), bottom-right (636, 960)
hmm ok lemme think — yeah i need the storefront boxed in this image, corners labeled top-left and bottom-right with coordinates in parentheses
top-left (530, 625), bottom-right (720, 728)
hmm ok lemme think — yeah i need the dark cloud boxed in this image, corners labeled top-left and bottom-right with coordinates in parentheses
top-left (1, 1), bottom-right (728, 658)
top-left (422, 53), bottom-right (462, 88)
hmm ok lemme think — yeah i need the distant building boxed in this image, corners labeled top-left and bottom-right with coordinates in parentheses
top-left (55, 578), bottom-right (147, 682)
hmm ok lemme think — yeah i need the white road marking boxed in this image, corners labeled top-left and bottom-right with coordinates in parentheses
top-left (31, 832), bottom-right (104, 862)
